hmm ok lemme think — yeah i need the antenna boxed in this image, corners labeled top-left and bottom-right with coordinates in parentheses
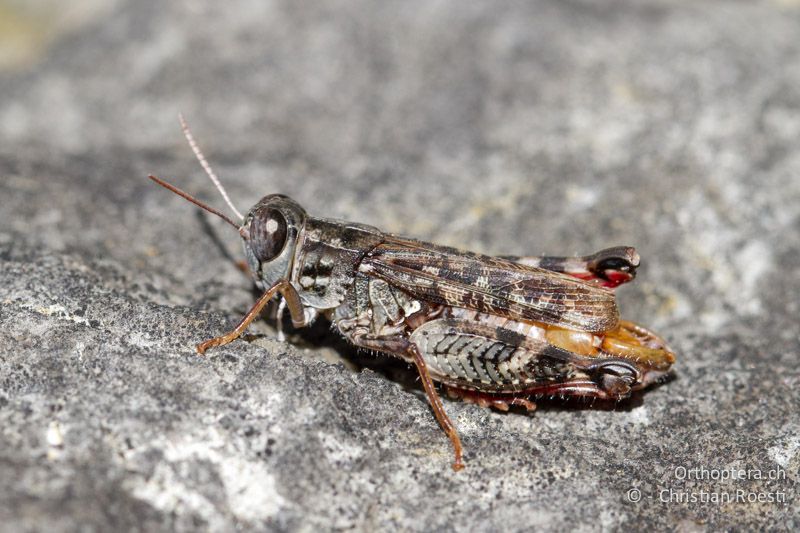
top-left (148, 174), bottom-right (243, 232)
top-left (178, 114), bottom-right (245, 222)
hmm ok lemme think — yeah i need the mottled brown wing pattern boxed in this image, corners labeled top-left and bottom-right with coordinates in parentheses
top-left (359, 237), bottom-right (619, 333)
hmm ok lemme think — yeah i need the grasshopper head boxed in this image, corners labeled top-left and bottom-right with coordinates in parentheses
top-left (149, 120), bottom-right (308, 293)
top-left (241, 195), bottom-right (307, 290)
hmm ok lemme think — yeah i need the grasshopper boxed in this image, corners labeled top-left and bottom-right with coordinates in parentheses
top-left (149, 117), bottom-right (675, 470)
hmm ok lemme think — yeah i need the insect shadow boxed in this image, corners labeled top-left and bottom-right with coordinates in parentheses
top-left (197, 209), bottom-right (240, 266)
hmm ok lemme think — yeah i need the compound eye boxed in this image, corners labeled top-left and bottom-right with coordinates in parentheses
top-left (250, 208), bottom-right (287, 262)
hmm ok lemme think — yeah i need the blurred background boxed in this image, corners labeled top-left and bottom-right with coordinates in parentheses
top-left (1, 0), bottom-right (798, 530)
top-left (2, 0), bottom-right (799, 338)
top-left (0, 0), bottom-right (800, 336)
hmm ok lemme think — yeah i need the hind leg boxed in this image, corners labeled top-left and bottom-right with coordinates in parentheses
top-left (336, 323), bottom-right (465, 471)
top-left (445, 387), bottom-right (537, 412)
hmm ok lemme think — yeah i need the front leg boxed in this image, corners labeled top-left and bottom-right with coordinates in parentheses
top-left (197, 279), bottom-right (307, 354)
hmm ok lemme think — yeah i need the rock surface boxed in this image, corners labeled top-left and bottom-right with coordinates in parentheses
top-left (1, 0), bottom-right (798, 530)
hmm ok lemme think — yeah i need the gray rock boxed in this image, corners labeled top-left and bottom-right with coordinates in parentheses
top-left (0, 0), bottom-right (798, 530)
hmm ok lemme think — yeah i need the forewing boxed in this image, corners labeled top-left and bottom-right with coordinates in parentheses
top-left (359, 238), bottom-right (619, 332)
